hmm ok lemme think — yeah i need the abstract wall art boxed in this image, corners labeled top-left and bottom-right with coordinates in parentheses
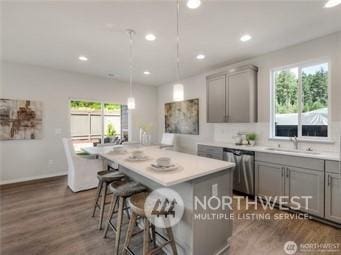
top-left (165, 98), bottom-right (199, 135)
top-left (0, 99), bottom-right (43, 140)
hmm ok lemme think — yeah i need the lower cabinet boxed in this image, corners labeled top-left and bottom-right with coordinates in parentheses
top-left (325, 172), bottom-right (341, 223)
top-left (255, 155), bottom-right (325, 218)
top-left (255, 161), bottom-right (285, 199)
top-left (286, 167), bottom-right (324, 217)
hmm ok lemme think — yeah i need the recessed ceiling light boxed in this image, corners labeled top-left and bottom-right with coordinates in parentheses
top-left (196, 54), bottom-right (205, 60)
top-left (143, 71), bottom-right (151, 75)
top-left (324, 0), bottom-right (341, 8)
top-left (240, 34), bottom-right (252, 42)
top-left (78, 55), bottom-right (88, 61)
top-left (145, 33), bottom-right (156, 41)
top-left (187, 0), bottom-right (201, 9)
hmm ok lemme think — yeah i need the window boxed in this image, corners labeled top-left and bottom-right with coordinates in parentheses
top-left (271, 60), bottom-right (329, 140)
top-left (70, 100), bottom-right (128, 152)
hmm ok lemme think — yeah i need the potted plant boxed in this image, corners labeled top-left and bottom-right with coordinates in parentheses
top-left (246, 133), bottom-right (257, 146)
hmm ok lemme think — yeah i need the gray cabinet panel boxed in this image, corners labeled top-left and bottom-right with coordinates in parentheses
top-left (286, 167), bottom-right (324, 217)
top-left (207, 76), bottom-right (226, 123)
top-left (197, 145), bottom-right (223, 160)
top-left (255, 152), bottom-right (324, 171)
top-left (227, 71), bottom-right (251, 123)
top-left (206, 65), bottom-right (258, 123)
top-left (326, 160), bottom-right (341, 174)
top-left (255, 161), bottom-right (285, 199)
top-left (325, 173), bottom-right (341, 223)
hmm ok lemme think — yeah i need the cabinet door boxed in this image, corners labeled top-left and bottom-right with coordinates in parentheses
top-left (286, 167), bottom-right (324, 217)
top-left (207, 75), bottom-right (226, 123)
top-left (255, 161), bottom-right (285, 199)
top-left (227, 71), bottom-right (251, 123)
top-left (325, 173), bottom-right (341, 223)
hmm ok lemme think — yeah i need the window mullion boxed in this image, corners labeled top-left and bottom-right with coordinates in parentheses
top-left (297, 66), bottom-right (303, 138)
top-left (101, 102), bottom-right (104, 144)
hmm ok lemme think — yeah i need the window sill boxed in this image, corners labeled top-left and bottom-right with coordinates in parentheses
top-left (269, 137), bottom-right (335, 144)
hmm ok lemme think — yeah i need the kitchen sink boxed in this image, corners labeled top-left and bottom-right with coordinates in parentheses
top-left (265, 147), bottom-right (321, 155)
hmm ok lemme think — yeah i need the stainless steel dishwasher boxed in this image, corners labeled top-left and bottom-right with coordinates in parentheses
top-left (223, 148), bottom-right (255, 196)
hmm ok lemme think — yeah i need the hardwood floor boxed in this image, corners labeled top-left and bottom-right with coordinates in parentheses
top-left (1, 176), bottom-right (340, 255)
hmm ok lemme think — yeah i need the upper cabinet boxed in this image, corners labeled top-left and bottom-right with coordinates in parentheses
top-left (206, 65), bottom-right (258, 123)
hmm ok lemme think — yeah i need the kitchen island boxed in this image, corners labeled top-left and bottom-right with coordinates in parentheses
top-left (84, 146), bottom-right (235, 255)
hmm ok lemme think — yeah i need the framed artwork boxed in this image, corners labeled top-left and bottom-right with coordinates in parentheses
top-left (0, 99), bottom-right (43, 140)
top-left (165, 98), bottom-right (199, 135)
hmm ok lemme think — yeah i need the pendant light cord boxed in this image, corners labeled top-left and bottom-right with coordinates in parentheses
top-left (128, 30), bottom-right (134, 97)
top-left (176, 0), bottom-right (180, 81)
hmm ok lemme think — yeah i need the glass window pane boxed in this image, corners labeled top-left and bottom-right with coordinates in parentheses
top-left (103, 103), bottom-right (121, 144)
top-left (301, 63), bottom-right (328, 137)
top-left (274, 68), bottom-right (299, 137)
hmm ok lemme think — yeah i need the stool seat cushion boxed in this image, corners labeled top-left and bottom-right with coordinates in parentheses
top-left (97, 170), bottom-right (125, 182)
top-left (128, 192), bottom-right (150, 217)
top-left (109, 180), bottom-right (147, 198)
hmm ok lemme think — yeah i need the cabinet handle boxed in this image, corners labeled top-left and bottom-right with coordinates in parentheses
top-left (281, 167), bottom-right (284, 177)
top-left (286, 167), bottom-right (289, 178)
top-left (328, 175), bottom-right (331, 186)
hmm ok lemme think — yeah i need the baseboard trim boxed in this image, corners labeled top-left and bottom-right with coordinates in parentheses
top-left (0, 172), bottom-right (67, 186)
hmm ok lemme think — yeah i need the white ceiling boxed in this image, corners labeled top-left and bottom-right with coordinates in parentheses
top-left (2, 1), bottom-right (341, 86)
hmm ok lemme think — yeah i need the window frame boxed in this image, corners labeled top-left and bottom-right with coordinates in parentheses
top-left (68, 98), bottom-right (126, 145)
top-left (269, 58), bottom-right (332, 143)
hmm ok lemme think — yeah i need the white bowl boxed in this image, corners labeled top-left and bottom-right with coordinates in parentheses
top-left (156, 157), bottom-right (171, 167)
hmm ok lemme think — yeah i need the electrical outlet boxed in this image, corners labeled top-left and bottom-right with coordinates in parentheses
top-left (212, 183), bottom-right (218, 197)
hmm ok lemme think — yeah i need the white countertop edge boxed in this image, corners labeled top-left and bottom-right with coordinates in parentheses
top-left (197, 142), bottom-right (340, 161)
top-left (100, 153), bottom-right (235, 187)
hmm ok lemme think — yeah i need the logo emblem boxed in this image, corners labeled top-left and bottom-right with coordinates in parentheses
top-left (145, 188), bottom-right (184, 228)
top-left (284, 241), bottom-right (298, 255)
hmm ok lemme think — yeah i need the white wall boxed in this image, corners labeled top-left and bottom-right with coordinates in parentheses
top-left (158, 32), bottom-right (341, 154)
top-left (0, 62), bottom-right (158, 184)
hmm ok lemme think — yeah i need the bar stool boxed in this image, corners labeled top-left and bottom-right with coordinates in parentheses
top-left (103, 180), bottom-right (147, 255)
top-left (123, 192), bottom-right (178, 255)
top-left (92, 170), bottom-right (125, 230)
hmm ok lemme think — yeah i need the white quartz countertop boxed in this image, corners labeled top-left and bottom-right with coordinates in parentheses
top-left (83, 146), bottom-right (235, 187)
top-left (198, 141), bottom-right (340, 161)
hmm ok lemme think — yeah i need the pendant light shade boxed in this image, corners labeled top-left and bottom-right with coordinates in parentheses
top-left (173, 0), bottom-right (184, 102)
top-left (173, 83), bottom-right (184, 101)
top-left (127, 97), bottom-right (135, 109)
top-left (127, 29), bottom-right (136, 109)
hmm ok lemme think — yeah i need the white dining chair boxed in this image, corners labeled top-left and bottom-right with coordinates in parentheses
top-left (160, 133), bottom-right (175, 150)
top-left (62, 138), bottom-right (103, 192)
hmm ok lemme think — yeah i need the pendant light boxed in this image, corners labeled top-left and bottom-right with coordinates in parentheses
top-left (173, 0), bottom-right (184, 102)
top-left (127, 29), bottom-right (136, 109)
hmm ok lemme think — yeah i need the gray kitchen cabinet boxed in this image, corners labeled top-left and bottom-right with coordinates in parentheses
top-left (255, 153), bottom-right (325, 217)
top-left (197, 145), bottom-right (223, 160)
top-left (255, 161), bottom-right (285, 199)
top-left (325, 160), bottom-right (341, 224)
top-left (207, 75), bottom-right (226, 123)
top-left (206, 65), bottom-right (258, 123)
top-left (286, 166), bottom-right (324, 217)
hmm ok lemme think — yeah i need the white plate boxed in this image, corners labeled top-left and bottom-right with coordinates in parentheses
top-left (149, 163), bottom-right (179, 172)
top-left (125, 155), bottom-right (150, 162)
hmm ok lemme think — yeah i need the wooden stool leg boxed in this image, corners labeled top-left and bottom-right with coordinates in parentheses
top-left (92, 180), bottom-right (102, 217)
top-left (143, 218), bottom-right (150, 255)
top-left (114, 197), bottom-right (125, 255)
top-left (122, 212), bottom-right (137, 255)
top-left (98, 182), bottom-right (107, 230)
top-left (164, 218), bottom-right (177, 255)
top-left (104, 195), bottom-right (118, 238)
top-left (151, 224), bottom-right (156, 248)
top-left (165, 226), bottom-right (178, 255)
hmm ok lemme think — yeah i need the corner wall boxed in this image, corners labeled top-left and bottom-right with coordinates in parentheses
top-left (0, 61), bottom-right (158, 184)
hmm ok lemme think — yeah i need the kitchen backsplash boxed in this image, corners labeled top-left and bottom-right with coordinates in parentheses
top-left (214, 121), bottom-right (341, 153)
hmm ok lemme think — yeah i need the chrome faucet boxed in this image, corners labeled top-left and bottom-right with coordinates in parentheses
top-left (290, 136), bottom-right (299, 150)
